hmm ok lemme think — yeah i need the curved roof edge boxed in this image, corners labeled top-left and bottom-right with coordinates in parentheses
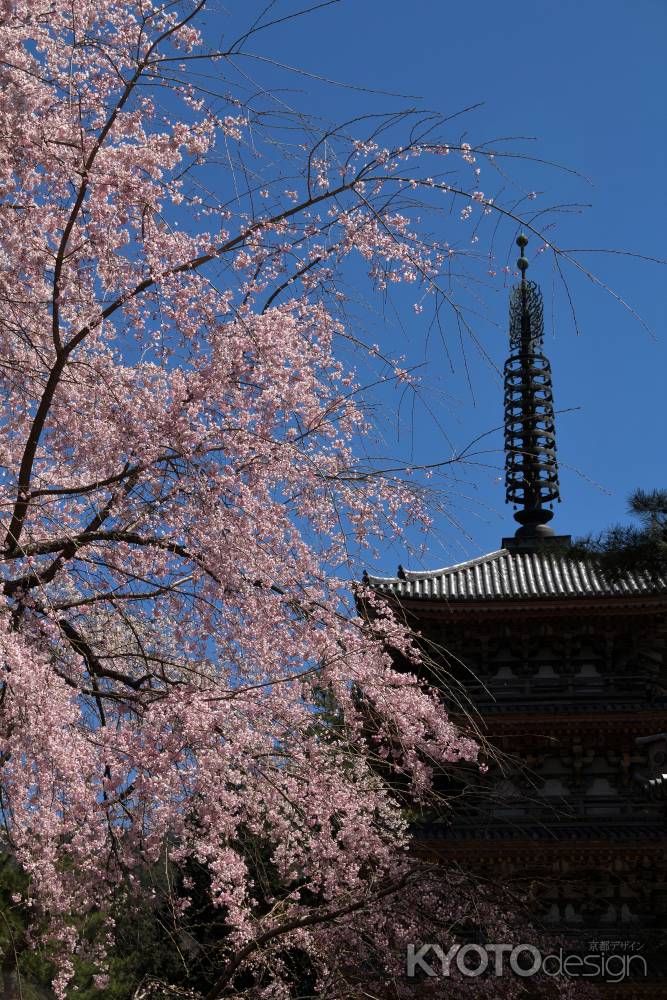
top-left (364, 547), bottom-right (667, 603)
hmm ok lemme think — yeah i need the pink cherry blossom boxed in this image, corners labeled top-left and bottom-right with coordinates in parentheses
top-left (0, 2), bottom-right (578, 997)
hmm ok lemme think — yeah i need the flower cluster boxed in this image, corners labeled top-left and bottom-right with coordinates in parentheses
top-left (0, 2), bottom-right (559, 997)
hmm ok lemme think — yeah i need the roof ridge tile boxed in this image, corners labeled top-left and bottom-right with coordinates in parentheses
top-left (365, 547), bottom-right (667, 602)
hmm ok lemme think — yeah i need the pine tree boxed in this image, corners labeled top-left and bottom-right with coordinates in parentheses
top-left (573, 488), bottom-right (667, 579)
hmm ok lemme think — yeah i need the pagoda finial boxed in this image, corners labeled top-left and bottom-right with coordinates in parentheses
top-left (503, 234), bottom-right (561, 540)
top-left (517, 232), bottom-right (529, 282)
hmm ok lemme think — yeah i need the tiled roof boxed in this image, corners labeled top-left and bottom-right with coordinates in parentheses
top-left (365, 547), bottom-right (667, 603)
top-left (478, 699), bottom-right (667, 715)
top-left (414, 819), bottom-right (665, 843)
top-left (643, 774), bottom-right (667, 799)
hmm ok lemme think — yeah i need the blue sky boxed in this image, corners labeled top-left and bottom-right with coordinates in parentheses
top-left (214, 1), bottom-right (666, 570)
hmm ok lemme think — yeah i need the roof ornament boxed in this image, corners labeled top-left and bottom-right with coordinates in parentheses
top-left (504, 234), bottom-right (561, 539)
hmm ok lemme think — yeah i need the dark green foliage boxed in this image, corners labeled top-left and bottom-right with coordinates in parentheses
top-left (0, 855), bottom-right (55, 998)
top-left (0, 854), bottom-right (187, 999)
top-left (0, 840), bottom-right (322, 999)
top-left (572, 488), bottom-right (667, 580)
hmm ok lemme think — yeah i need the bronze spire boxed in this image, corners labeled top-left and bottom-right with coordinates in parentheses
top-left (503, 234), bottom-right (561, 540)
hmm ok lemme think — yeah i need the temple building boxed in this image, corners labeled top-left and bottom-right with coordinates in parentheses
top-left (364, 237), bottom-right (667, 996)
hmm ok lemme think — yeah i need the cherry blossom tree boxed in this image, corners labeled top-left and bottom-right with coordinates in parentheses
top-left (0, 1), bottom-right (590, 996)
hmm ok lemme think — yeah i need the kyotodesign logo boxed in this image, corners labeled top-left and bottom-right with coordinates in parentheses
top-left (406, 942), bottom-right (648, 983)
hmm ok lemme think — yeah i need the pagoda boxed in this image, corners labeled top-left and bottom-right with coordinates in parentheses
top-left (364, 237), bottom-right (667, 996)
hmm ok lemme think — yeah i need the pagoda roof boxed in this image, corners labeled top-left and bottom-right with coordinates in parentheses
top-left (642, 773), bottom-right (667, 799)
top-left (365, 546), bottom-right (667, 604)
top-left (414, 817), bottom-right (665, 843)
